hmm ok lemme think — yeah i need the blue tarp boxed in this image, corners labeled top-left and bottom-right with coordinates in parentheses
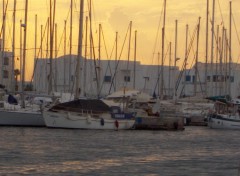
top-left (8, 94), bottom-right (18, 105)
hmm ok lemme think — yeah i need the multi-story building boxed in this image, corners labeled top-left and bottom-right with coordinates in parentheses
top-left (33, 55), bottom-right (240, 99)
top-left (181, 62), bottom-right (238, 98)
top-left (0, 48), bottom-right (14, 91)
top-left (33, 55), bottom-right (179, 98)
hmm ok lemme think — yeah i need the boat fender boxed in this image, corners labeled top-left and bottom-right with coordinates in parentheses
top-left (115, 120), bottom-right (119, 129)
top-left (100, 118), bottom-right (104, 126)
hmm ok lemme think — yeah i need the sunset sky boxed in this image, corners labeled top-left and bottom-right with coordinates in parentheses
top-left (2, 0), bottom-right (240, 80)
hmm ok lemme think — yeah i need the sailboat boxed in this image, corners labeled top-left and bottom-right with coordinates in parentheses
top-left (208, 98), bottom-right (240, 130)
top-left (0, 0), bottom-right (46, 127)
top-left (43, 99), bottom-right (135, 130)
top-left (43, 0), bottom-right (135, 130)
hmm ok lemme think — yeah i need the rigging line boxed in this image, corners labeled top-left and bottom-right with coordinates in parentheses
top-left (74, 0), bottom-right (78, 12)
top-left (176, 24), bottom-right (198, 92)
top-left (0, 0), bottom-right (9, 40)
top-left (232, 13), bottom-right (240, 69)
top-left (180, 21), bottom-right (201, 96)
top-left (98, 35), bottom-right (117, 94)
top-left (90, 23), bottom-right (99, 97)
top-left (89, 0), bottom-right (98, 36)
top-left (7, 16), bottom-right (13, 47)
top-left (232, 14), bottom-right (240, 46)
top-left (125, 21), bottom-right (132, 89)
top-left (109, 37), bottom-right (115, 59)
top-left (179, 52), bottom-right (196, 97)
top-left (31, 5), bottom-right (71, 85)
top-left (208, 16), bottom-right (225, 61)
top-left (179, 25), bottom-right (197, 73)
top-left (56, 23), bottom-right (65, 56)
top-left (153, 42), bottom-right (171, 95)
top-left (85, 0), bottom-right (100, 96)
top-left (150, 2), bottom-right (164, 67)
top-left (217, 0), bottom-right (225, 27)
top-left (108, 23), bottom-right (130, 94)
top-left (98, 25), bottom-right (114, 95)
top-left (101, 25), bottom-right (110, 59)
top-left (30, 19), bottom-right (49, 83)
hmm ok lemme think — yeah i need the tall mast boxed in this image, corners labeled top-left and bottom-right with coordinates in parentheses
top-left (183, 24), bottom-right (188, 96)
top-left (114, 31), bottom-right (118, 91)
top-left (40, 25), bottom-right (43, 59)
top-left (40, 24), bottom-right (43, 91)
top-left (11, 0), bottom-right (17, 92)
top-left (34, 14), bottom-right (37, 91)
top-left (210, 0), bottom-right (215, 96)
top-left (75, 0), bottom-right (84, 98)
top-left (173, 20), bottom-right (178, 101)
top-left (160, 0), bottom-right (167, 99)
top-left (48, 0), bottom-right (56, 95)
top-left (168, 42), bottom-right (171, 97)
top-left (205, 0), bottom-right (209, 96)
top-left (157, 52), bottom-right (160, 95)
top-left (126, 21), bottom-right (132, 88)
top-left (219, 27), bottom-right (224, 95)
top-left (20, 20), bottom-right (23, 92)
top-left (97, 23), bottom-right (101, 95)
top-left (215, 25), bottom-right (219, 94)
top-left (64, 20), bottom-right (67, 92)
top-left (21, 0), bottom-right (28, 108)
top-left (228, 1), bottom-right (232, 96)
top-left (89, 0), bottom-right (93, 94)
top-left (45, 18), bottom-right (49, 92)
top-left (133, 30), bottom-right (137, 89)
top-left (83, 16), bottom-right (88, 96)
top-left (69, 0), bottom-right (73, 92)
top-left (98, 24), bottom-right (101, 62)
top-left (194, 17), bottom-right (201, 96)
top-left (54, 23), bottom-right (58, 91)
top-left (224, 31), bottom-right (228, 95)
top-left (1, 0), bottom-right (6, 85)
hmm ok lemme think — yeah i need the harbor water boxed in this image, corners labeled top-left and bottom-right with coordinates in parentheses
top-left (0, 126), bottom-right (239, 176)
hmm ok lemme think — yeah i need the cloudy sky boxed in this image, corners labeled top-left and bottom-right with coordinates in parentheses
top-left (2, 0), bottom-right (240, 80)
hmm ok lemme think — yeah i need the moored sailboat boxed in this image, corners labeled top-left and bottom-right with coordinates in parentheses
top-left (43, 99), bottom-right (135, 130)
top-left (0, 0), bottom-right (46, 127)
top-left (208, 99), bottom-right (240, 130)
top-left (43, 0), bottom-right (135, 130)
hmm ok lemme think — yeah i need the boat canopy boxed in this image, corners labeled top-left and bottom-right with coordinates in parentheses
top-left (50, 99), bottom-right (111, 113)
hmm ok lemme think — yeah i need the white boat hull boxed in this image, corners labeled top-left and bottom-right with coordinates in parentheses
top-left (43, 110), bottom-right (135, 130)
top-left (208, 114), bottom-right (240, 130)
top-left (0, 110), bottom-right (45, 126)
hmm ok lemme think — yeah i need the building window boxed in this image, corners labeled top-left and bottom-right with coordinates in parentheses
top-left (3, 70), bottom-right (8, 78)
top-left (4, 57), bottom-right (9, 65)
top-left (207, 76), bottom-right (211, 82)
top-left (185, 75), bottom-right (191, 82)
top-left (213, 75), bottom-right (217, 82)
top-left (192, 76), bottom-right (195, 83)
top-left (104, 76), bottom-right (111, 83)
top-left (124, 76), bottom-right (130, 82)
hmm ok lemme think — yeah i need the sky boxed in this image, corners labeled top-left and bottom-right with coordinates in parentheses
top-left (2, 0), bottom-right (240, 80)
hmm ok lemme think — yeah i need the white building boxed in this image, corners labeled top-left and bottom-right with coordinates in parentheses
top-left (181, 62), bottom-right (239, 98)
top-left (0, 50), bottom-right (14, 91)
top-left (33, 55), bottom-right (240, 99)
top-left (33, 55), bottom-right (179, 98)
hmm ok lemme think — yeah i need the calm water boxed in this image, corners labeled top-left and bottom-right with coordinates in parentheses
top-left (0, 126), bottom-right (239, 176)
